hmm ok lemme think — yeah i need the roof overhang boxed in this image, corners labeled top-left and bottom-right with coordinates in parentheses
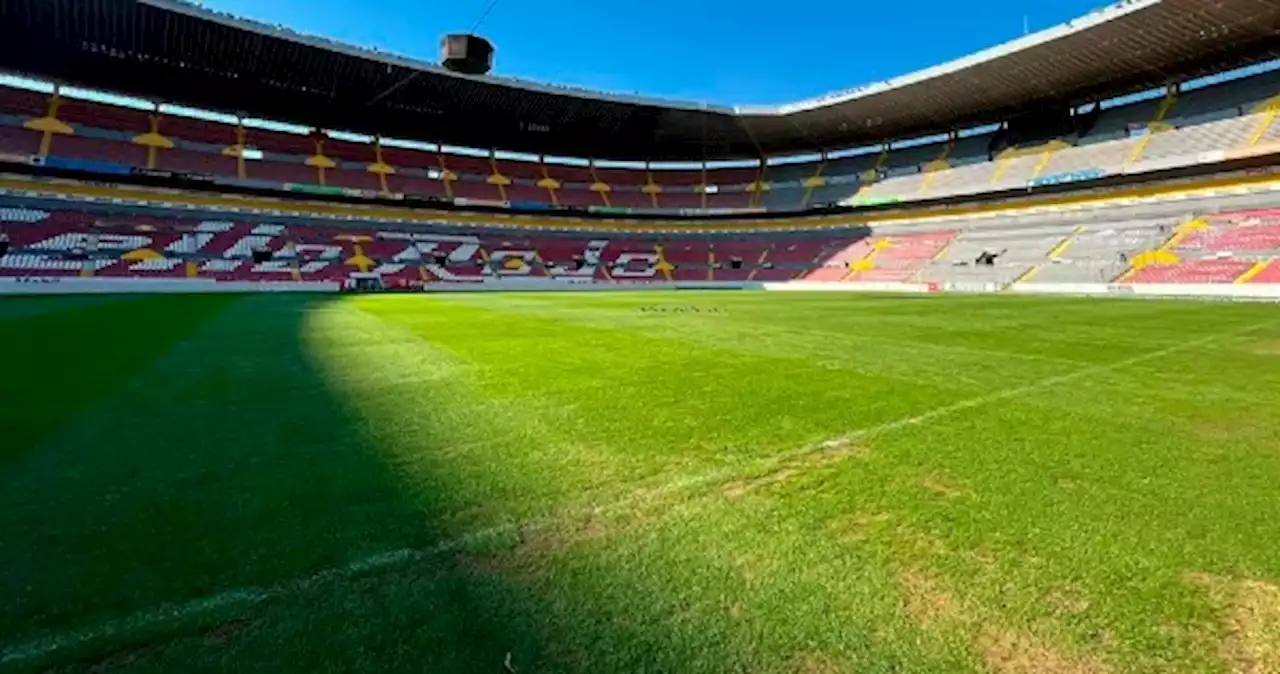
top-left (0, 0), bottom-right (1276, 160)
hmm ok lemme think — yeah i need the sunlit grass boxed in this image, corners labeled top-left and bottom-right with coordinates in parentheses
top-left (2, 291), bottom-right (1279, 673)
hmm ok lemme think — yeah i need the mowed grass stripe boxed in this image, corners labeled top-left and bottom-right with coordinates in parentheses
top-left (1, 292), bottom-right (1278, 673)
top-left (350, 295), bottom-right (980, 460)
top-left (0, 294), bottom-right (239, 465)
top-left (434, 291), bottom-right (1256, 367)
top-left (0, 294), bottom-right (142, 322)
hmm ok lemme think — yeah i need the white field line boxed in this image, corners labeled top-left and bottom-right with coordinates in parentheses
top-left (2, 319), bottom-right (1273, 666)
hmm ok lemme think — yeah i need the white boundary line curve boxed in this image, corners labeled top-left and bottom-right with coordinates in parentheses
top-left (2, 318), bottom-right (1273, 666)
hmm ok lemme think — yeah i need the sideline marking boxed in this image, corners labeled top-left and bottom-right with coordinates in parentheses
top-left (2, 319), bottom-right (1273, 666)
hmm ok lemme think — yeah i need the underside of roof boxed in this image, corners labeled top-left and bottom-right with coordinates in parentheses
top-left (0, 0), bottom-right (1277, 161)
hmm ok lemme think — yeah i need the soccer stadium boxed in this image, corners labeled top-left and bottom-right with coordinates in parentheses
top-left (2, 0), bottom-right (1280, 670)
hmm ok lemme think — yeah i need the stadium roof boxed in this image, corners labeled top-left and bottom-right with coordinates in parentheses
top-left (0, 0), bottom-right (1278, 161)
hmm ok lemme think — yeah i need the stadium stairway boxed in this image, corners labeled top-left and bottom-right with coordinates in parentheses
top-left (844, 233), bottom-right (954, 283)
top-left (1245, 259), bottom-right (1280, 283)
top-left (922, 226), bottom-right (1070, 289)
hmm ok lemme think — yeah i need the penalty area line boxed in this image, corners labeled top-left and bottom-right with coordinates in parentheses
top-left (2, 318), bottom-right (1272, 666)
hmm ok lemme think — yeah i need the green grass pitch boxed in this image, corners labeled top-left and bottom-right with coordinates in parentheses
top-left (2, 291), bottom-right (1279, 673)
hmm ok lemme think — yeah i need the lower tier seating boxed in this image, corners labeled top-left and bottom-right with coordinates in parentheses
top-left (3, 202), bottom-right (1280, 288)
top-left (0, 205), bottom-right (860, 283)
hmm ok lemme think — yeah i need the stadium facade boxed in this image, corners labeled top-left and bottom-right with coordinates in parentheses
top-left (0, 0), bottom-right (1279, 298)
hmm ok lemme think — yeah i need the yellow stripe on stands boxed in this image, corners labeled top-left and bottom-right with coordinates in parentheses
top-left (436, 155), bottom-right (456, 200)
top-left (1125, 92), bottom-right (1180, 168)
top-left (1029, 141), bottom-right (1069, 181)
top-left (653, 243), bottom-right (674, 281)
top-left (928, 238), bottom-right (953, 262)
top-left (1046, 228), bottom-right (1082, 259)
top-left (1248, 109), bottom-right (1279, 148)
top-left (1159, 217), bottom-right (1207, 251)
top-left (799, 158), bottom-right (827, 209)
top-left (1126, 135), bottom-right (1155, 167)
top-left (747, 247), bottom-right (769, 282)
top-left (919, 142), bottom-right (953, 193)
top-left (1012, 264), bottom-right (1042, 285)
top-left (1235, 259), bottom-right (1272, 284)
top-left (841, 240), bottom-right (887, 281)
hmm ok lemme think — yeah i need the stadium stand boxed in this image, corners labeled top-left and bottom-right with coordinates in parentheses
top-left (0, 204), bottom-right (870, 284)
top-left (924, 225), bottom-right (1074, 288)
top-left (909, 208), bottom-right (1280, 288)
top-left (11, 194), bottom-right (1277, 290)
top-left (2, 63), bottom-right (1279, 215)
top-left (843, 233), bottom-right (955, 282)
top-left (1020, 220), bottom-right (1171, 284)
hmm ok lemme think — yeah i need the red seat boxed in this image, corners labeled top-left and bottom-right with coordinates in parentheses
top-left (0, 125), bottom-right (41, 156)
top-left (1129, 259), bottom-right (1254, 283)
top-left (555, 189), bottom-right (604, 207)
top-left (250, 160), bottom-right (319, 185)
top-left (706, 192), bottom-right (752, 210)
top-left (1248, 260), bottom-right (1280, 283)
top-left (451, 180), bottom-right (504, 201)
top-left (504, 184), bottom-right (549, 203)
top-left (327, 169), bottom-right (383, 192)
top-left (385, 173), bottom-right (446, 198)
top-left (154, 149), bottom-right (240, 177)
top-left (46, 135), bottom-right (146, 167)
top-left (0, 87), bottom-right (51, 118)
top-left (846, 233), bottom-right (953, 282)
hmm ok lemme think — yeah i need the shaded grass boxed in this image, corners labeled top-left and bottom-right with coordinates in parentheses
top-left (1, 291), bottom-right (1279, 672)
top-left (0, 295), bottom-right (237, 465)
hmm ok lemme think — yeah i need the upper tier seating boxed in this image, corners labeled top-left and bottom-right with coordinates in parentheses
top-left (0, 68), bottom-right (1277, 215)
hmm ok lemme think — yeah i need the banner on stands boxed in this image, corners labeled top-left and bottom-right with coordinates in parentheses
top-left (453, 198), bottom-right (508, 208)
top-left (1028, 169), bottom-right (1106, 188)
top-left (510, 201), bottom-right (552, 211)
top-left (42, 156), bottom-right (133, 176)
top-left (283, 183), bottom-right (347, 196)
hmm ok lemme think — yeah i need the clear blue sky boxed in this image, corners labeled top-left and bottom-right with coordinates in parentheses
top-left (199, 0), bottom-right (1110, 106)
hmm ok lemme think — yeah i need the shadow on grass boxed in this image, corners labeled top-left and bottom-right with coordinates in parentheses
top-left (0, 294), bottom-right (239, 466)
top-left (0, 294), bottom-right (797, 673)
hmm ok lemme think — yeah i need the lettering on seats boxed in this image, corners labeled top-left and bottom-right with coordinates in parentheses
top-left (30, 233), bottom-right (151, 252)
top-left (611, 252), bottom-right (658, 278)
top-left (289, 244), bottom-right (343, 260)
top-left (486, 250), bottom-right (539, 276)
